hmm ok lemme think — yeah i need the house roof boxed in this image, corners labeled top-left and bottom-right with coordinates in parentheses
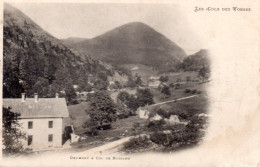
top-left (3, 98), bottom-right (69, 118)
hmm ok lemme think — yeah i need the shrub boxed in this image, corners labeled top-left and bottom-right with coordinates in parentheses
top-left (159, 76), bottom-right (169, 83)
top-left (176, 78), bottom-right (182, 82)
top-left (185, 89), bottom-right (191, 93)
top-left (123, 136), bottom-right (151, 151)
top-left (191, 89), bottom-right (197, 94)
top-left (169, 83), bottom-right (174, 88)
top-left (83, 120), bottom-right (99, 136)
top-left (186, 76), bottom-right (191, 82)
top-left (175, 83), bottom-right (181, 89)
top-left (155, 108), bottom-right (168, 119)
top-left (136, 88), bottom-right (154, 107)
top-left (161, 85), bottom-right (171, 96)
top-left (97, 124), bottom-right (112, 130)
top-left (149, 107), bottom-right (168, 119)
top-left (85, 128), bottom-right (99, 136)
top-left (150, 132), bottom-right (174, 146)
top-left (117, 103), bottom-right (131, 119)
top-left (147, 120), bottom-right (166, 131)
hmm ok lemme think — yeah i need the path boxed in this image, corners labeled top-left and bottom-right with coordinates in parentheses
top-left (76, 136), bottom-right (132, 155)
top-left (150, 95), bottom-right (198, 107)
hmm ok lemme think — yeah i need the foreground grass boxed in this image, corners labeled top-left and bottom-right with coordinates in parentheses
top-left (69, 115), bottom-right (148, 152)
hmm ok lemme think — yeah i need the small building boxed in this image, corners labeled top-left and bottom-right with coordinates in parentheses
top-left (3, 93), bottom-right (70, 150)
top-left (137, 108), bottom-right (150, 119)
top-left (165, 115), bottom-right (187, 125)
top-left (147, 76), bottom-right (161, 88)
top-left (150, 114), bottom-right (163, 121)
top-left (148, 80), bottom-right (161, 88)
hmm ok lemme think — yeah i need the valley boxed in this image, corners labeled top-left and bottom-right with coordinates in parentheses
top-left (3, 3), bottom-right (210, 156)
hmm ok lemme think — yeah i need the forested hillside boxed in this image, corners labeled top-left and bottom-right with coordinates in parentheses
top-left (63, 22), bottom-right (187, 71)
top-left (3, 4), bottom-right (112, 99)
top-left (181, 49), bottom-right (210, 71)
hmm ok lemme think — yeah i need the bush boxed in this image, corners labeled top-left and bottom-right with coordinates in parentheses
top-left (159, 76), bottom-right (169, 83)
top-left (175, 83), bottom-right (181, 89)
top-left (169, 83), bottom-right (174, 88)
top-left (191, 89), bottom-right (197, 94)
top-left (83, 120), bottom-right (99, 136)
top-left (147, 120), bottom-right (166, 131)
top-left (123, 136), bottom-right (151, 151)
top-left (149, 107), bottom-right (168, 119)
top-left (185, 89), bottom-right (191, 93)
top-left (161, 86), bottom-right (171, 96)
top-left (117, 103), bottom-right (131, 119)
top-left (150, 132), bottom-right (174, 146)
top-left (136, 88), bottom-right (154, 107)
top-left (176, 78), bottom-right (182, 82)
top-left (97, 124), bottom-right (112, 130)
top-left (185, 89), bottom-right (200, 94)
top-left (85, 128), bottom-right (99, 136)
top-left (117, 113), bottom-right (128, 119)
top-left (186, 76), bottom-right (191, 82)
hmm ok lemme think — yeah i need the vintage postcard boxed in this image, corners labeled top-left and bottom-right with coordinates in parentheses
top-left (1, 0), bottom-right (259, 166)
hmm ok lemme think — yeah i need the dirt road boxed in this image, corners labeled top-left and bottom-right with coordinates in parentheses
top-left (150, 95), bottom-right (198, 107)
top-left (76, 136), bottom-right (132, 155)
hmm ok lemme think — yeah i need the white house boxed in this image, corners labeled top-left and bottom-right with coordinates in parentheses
top-left (147, 76), bottom-right (161, 88)
top-left (137, 107), bottom-right (150, 119)
top-left (3, 93), bottom-right (70, 150)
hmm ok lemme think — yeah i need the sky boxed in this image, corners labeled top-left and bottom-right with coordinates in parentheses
top-left (10, 3), bottom-right (203, 55)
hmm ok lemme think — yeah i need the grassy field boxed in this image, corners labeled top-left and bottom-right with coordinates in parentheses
top-left (67, 102), bottom-right (90, 135)
top-left (122, 64), bottom-right (159, 83)
top-left (69, 115), bottom-right (149, 152)
top-left (67, 69), bottom-right (210, 153)
top-left (152, 81), bottom-right (208, 104)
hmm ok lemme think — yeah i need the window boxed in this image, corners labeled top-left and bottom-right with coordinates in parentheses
top-left (48, 121), bottom-right (53, 128)
top-left (28, 135), bottom-right (33, 145)
top-left (48, 134), bottom-right (53, 142)
top-left (28, 121), bottom-right (33, 129)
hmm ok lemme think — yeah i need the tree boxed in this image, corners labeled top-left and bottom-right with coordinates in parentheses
top-left (32, 77), bottom-right (49, 97)
top-left (87, 91), bottom-right (117, 130)
top-left (126, 95), bottom-right (139, 112)
top-left (136, 88), bottom-right (154, 107)
top-left (117, 103), bottom-right (131, 119)
top-left (126, 76), bottom-right (136, 88)
top-left (159, 76), bottom-right (169, 83)
top-left (83, 120), bottom-right (99, 136)
top-left (114, 81), bottom-right (122, 90)
top-left (135, 76), bottom-right (143, 86)
top-left (161, 85), bottom-right (171, 97)
top-left (198, 66), bottom-right (210, 79)
top-left (3, 66), bottom-right (24, 98)
top-left (149, 107), bottom-right (168, 119)
top-left (93, 79), bottom-right (109, 90)
top-left (110, 81), bottom-right (122, 90)
top-left (65, 84), bottom-right (77, 104)
top-left (117, 91), bottom-right (139, 112)
top-left (2, 107), bottom-right (26, 155)
top-left (117, 91), bottom-right (130, 104)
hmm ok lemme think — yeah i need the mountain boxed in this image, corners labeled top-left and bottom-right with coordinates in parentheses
top-left (61, 37), bottom-right (87, 47)
top-left (3, 4), bottom-right (112, 99)
top-left (181, 49), bottom-right (210, 71)
top-left (63, 22), bottom-right (187, 71)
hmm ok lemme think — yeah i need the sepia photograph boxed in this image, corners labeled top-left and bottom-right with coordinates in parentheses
top-left (1, 1), bottom-right (259, 166)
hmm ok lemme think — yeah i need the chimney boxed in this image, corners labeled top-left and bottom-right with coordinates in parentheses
top-left (21, 93), bottom-right (25, 102)
top-left (34, 93), bottom-right (38, 102)
top-left (55, 93), bottom-right (59, 98)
